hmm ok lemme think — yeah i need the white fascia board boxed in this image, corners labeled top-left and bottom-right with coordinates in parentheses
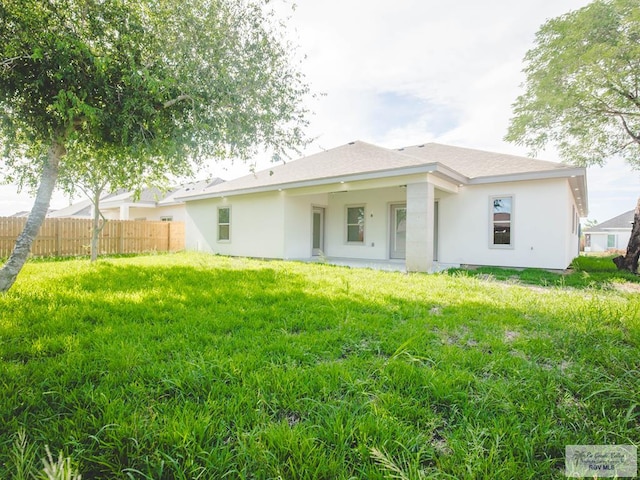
top-left (469, 166), bottom-right (588, 217)
top-left (467, 166), bottom-right (586, 185)
top-left (157, 200), bottom-right (184, 207)
top-left (179, 163), bottom-right (467, 201)
top-left (101, 201), bottom-right (158, 209)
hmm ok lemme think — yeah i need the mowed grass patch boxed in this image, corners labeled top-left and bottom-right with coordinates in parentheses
top-left (0, 252), bottom-right (638, 478)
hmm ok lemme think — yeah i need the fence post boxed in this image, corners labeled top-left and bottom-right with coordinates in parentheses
top-left (119, 221), bottom-right (124, 254)
top-left (55, 218), bottom-right (61, 256)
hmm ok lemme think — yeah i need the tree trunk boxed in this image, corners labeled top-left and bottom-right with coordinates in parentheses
top-left (0, 140), bottom-right (64, 292)
top-left (91, 191), bottom-right (100, 262)
top-left (90, 189), bottom-right (107, 262)
top-left (613, 197), bottom-right (640, 274)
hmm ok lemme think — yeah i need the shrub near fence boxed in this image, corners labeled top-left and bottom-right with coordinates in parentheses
top-left (0, 217), bottom-right (185, 258)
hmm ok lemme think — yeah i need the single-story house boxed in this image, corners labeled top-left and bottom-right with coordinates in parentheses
top-left (178, 141), bottom-right (588, 272)
top-left (48, 179), bottom-right (224, 222)
top-left (583, 209), bottom-right (634, 252)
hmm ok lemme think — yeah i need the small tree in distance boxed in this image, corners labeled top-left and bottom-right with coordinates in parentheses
top-left (58, 144), bottom-right (180, 263)
top-left (0, 0), bottom-right (310, 291)
top-left (506, 0), bottom-right (640, 273)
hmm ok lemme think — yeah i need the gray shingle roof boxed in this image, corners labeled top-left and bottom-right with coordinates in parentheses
top-left (48, 199), bottom-right (93, 218)
top-left (400, 143), bottom-right (570, 178)
top-left (158, 178), bottom-right (225, 205)
top-left (180, 142), bottom-right (427, 198)
top-left (101, 179), bottom-right (225, 207)
top-left (584, 210), bottom-right (635, 232)
top-left (179, 141), bottom-right (582, 200)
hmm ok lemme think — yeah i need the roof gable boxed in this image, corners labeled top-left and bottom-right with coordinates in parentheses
top-left (584, 210), bottom-right (635, 232)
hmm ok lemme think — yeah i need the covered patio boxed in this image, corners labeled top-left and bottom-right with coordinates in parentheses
top-left (300, 256), bottom-right (458, 273)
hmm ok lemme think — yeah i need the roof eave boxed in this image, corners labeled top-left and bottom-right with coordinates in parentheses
top-left (467, 166), bottom-right (586, 184)
top-left (179, 163), bottom-right (467, 201)
top-left (468, 166), bottom-right (588, 216)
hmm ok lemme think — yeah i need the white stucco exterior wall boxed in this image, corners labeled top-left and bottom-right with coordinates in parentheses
top-left (437, 178), bottom-right (578, 269)
top-left (587, 230), bottom-right (631, 252)
top-left (324, 186), bottom-right (406, 260)
top-left (564, 182), bottom-right (581, 265)
top-left (100, 204), bottom-right (186, 221)
top-left (283, 194), bottom-right (329, 258)
top-left (127, 205), bottom-right (185, 221)
top-left (183, 176), bottom-right (581, 270)
top-left (185, 192), bottom-right (286, 258)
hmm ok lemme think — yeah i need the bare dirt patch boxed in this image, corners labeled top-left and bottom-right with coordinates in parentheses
top-left (612, 282), bottom-right (640, 294)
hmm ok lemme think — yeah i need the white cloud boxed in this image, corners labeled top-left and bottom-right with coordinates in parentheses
top-left (0, 185), bottom-right (70, 217)
top-left (1, 0), bottom-right (636, 223)
top-left (279, 0), bottom-right (637, 222)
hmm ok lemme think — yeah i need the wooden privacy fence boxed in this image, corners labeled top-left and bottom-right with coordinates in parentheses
top-left (0, 217), bottom-right (185, 258)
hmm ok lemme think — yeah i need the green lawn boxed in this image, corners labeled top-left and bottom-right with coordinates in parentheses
top-left (0, 253), bottom-right (638, 479)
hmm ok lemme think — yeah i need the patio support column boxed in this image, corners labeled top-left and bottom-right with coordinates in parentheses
top-left (119, 204), bottom-right (130, 220)
top-left (406, 182), bottom-right (434, 272)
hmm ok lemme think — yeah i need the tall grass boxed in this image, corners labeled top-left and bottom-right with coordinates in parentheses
top-left (0, 252), bottom-right (638, 478)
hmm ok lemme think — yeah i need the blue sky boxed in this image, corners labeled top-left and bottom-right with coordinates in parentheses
top-left (1, 0), bottom-right (638, 221)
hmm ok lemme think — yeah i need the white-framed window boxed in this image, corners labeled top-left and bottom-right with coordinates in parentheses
top-left (607, 234), bottom-right (616, 249)
top-left (160, 216), bottom-right (173, 222)
top-left (346, 205), bottom-right (365, 243)
top-left (490, 196), bottom-right (513, 248)
top-left (218, 206), bottom-right (231, 242)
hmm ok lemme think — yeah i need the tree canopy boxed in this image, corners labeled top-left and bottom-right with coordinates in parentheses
top-left (505, 0), bottom-right (640, 169)
top-left (506, 0), bottom-right (640, 273)
top-left (0, 0), bottom-right (310, 290)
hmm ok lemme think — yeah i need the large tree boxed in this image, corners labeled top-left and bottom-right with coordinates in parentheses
top-left (0, 0), bottom-right (309, 291)
top-left (506, 0), bottom-right (640, 273)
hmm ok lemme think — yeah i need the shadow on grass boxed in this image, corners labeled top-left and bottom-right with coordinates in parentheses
top-left (0, 255), bottom-right (638, 479)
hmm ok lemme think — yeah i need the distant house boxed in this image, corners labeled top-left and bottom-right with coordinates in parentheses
top-left (583, 210), bottom-right (634, 252)
top-left (48, 179), bottom-right (224, 221)
top-left (9, 211), bottom-right (31, 218)
top-left (178, 141), bottom-right (587, 272)
top-left (47, 199), bottom-right (94, 219)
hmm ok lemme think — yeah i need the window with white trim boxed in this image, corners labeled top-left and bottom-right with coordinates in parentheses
top-left (607, 234), bottom-right (615, 249)
top-left (490, 196), bottom-right (513, 247)
top-left (346, 205), bottom-right (365, 243)
top-left (218, 206), bottom-right (230, 241)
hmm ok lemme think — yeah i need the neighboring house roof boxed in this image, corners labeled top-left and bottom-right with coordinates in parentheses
top-left (159, 179), bottom-right (225, 206)
top-left (9, 210), bottom-right (30, 217)
top-left (48, 199), bottom-right (94, 218)
top-left (98, 178), bottom-right (225, 209)
top-left (100, 187), bottom-right (164, 208)
top-left (584, 210), bottom-right (635, 233)
top-left (178, 141), bottom-right (588, 215)
top-left (47, 179), bottom-right (224, 218)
